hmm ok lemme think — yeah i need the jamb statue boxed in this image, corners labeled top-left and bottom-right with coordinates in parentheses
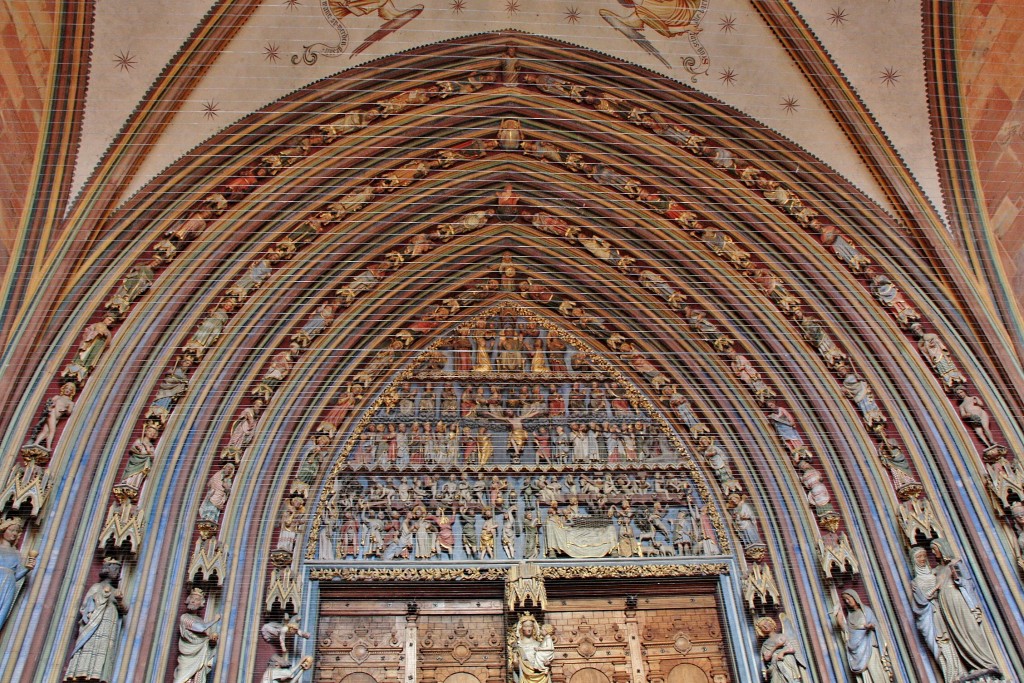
top-left (64, 558), bottom-right (128, 682)
top-left (173, 588), bottom-right (221, 683)
top-left (0, 517), bottom-right (36, 630)
top-left (832, 589), bottom-right (890, 683)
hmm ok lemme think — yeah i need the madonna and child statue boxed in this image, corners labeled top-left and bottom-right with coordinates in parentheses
top-left (511, 613), bottom-right (556, 683)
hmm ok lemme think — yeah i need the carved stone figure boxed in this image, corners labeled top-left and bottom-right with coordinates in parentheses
top-left (30, 382), bottom-right (76, 451)
top-left (917, 333), bottom-right (965, 389)
top-left (479, 512), bottom-right (497, 559)
top-left (63, 316), bottom-right (116, 381)
top-left (956, 391), bottom-right (997, 449)
top-left (672, 509), bottom-right (693, 555)
top-left (524, 512), bottom-right (542, 559)
top-left (173, 588), bottom-right (220, 683)
top-left (755, 616), bottom-right (806, 682)
top-left (487, 406), bottom-right (543, 460)
top-left (767, 405), bottom-right (802, 451)
top-left (119, 424), bottom-right (160, 492)
top-left (259, 655), bottom-right (313, 683)
top-left (64, 558), bottom-right (127, 682)
top-left (106, 264), bottom-right (154, 314)
top-left (261, 614), bottom-right (310, 655)
top-left (833, 589), bottom-right (889, 683)
top-left (798, 462), bottom-right (833, 516)
top-left (727, 493), bottom-right (761, 547)
top-left (511, 613), bottom-right (555, 683)
top-left (182, 306), bottom-right (229, 361)
top-left (502, 509), bottom-right (517, 559)
top-left (293, 303), bottom-right (336, 346)
top-left (842, 375), bottom-right (885, 428)
top-left (145, 360), bottom-right (192, 423)
top-left (695, 504), bottom-right (722, 555)
top-left (0, 518), bottom-right (36, 630)
top-left (198, 464), bottom-right (235, 525)
top-left (910, 543), bottom-right (1000, 682)
top-left (228, 400), bottom-right (263, 452)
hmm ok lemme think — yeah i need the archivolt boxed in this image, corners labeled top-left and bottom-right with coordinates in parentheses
top-left (11, 32), bottom-right (1021, 681)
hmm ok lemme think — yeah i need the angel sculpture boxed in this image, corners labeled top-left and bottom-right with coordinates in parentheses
top-left (755, 614), bottom-right (807, 682)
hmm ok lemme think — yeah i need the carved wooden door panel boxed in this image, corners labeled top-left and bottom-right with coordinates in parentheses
top-left (544, 598), bottom-right (633, 683)
top-left (314, 597), bottom-right (506, 683)
top-left (415, 599), bottom-right (505, 683)
top-left (635, 595), bottom-right (730, 683)
top-left (543, 594), bottom-right (730, 683)
top-left (315, 601), bottom-right (407, 683)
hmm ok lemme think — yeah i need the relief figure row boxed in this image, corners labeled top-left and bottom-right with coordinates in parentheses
top-left (347, 418), bottom-right (677, 468)
top-left (384, 381), bottom-right (637, 421)
top-left (311, 470), bottom-right (728, 563)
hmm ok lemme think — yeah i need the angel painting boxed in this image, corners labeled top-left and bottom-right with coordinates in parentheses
top-left (295, 0), bottom-right (424, 65)
top-left (600, 0), bottom-right (706, 72)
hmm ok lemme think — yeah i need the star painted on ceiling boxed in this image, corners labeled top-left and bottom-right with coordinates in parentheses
top-left (505, 0), bottom-right (521, 16)
top-left (263, 43), bottom-right (281, 63)
top-left (284, 0), bottom-right (301, 8)
top-left (113, 49), bottom-right (137, 72)
top-left (781, 96), bottom-right (799, 114)
top-left (719, 15), bottom-right (736, 33)
top-left (202, 101), bottom-right (220, 120)
top-left (450, 0), bottom-right (466, 13)
top-left (565, 6), bottom-right (581, 23)
top-left (718, 68), bottom-right (737, 86)
top-left (879, 66), bottom-right (901, 87)
top-left (827, 7), bottom-right (848, 26)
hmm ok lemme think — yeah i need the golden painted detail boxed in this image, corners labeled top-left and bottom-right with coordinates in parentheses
top-left (310, 566), bottom-right (508, 582)
top-left (308, 563), bottom-right (727, 582)
top-left (540, 563), bottom-right (728, 579)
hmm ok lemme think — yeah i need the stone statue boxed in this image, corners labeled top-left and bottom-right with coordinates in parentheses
top-left (511, 613), bottom-right (555, 683)
top-left (182, 305), bottom-right (229, 361)
top-left (173, 588), bottom-right (221, 683)
top-left (145, 360), bottom-right (192, 423)
top-left (798, 462), bottom-right (834, 517)
top-left (62, 316), bottom-right (116, 381)
top-left (917, 333), bottom-right (965, 389)
top-left (832, 589), bottom-right (889, 683)
top-left (261, 614), bottom-right (310, 655)
top-left (727, 493), bottom-right (761, 547)
top-left (0, 517), bottom-right (36, 629)
top-left (119, 424), bottom-right (160, 492)
top-left (227, 400), bottom-right (263, 451)
top-left (198, 464), bottom-right (235, 525)
top-left (260, 655), bottom-right (313, 683)
top-left (64, 558), bottom-right (128, 682)
top-left (767, 405), bottom-right (802, 451)
top-left (755, 615), bottom-right (806, 682)
top-left (956, 391), bottom-right (998, 449)
top-left (909, 543), bottom-right (1001, 682)
top-left (841, 375), bottom-right (885, 428)
top-left (502, 508), bottom-right (517, 559)
top-left (30, 382), bottom-right (77, 451)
